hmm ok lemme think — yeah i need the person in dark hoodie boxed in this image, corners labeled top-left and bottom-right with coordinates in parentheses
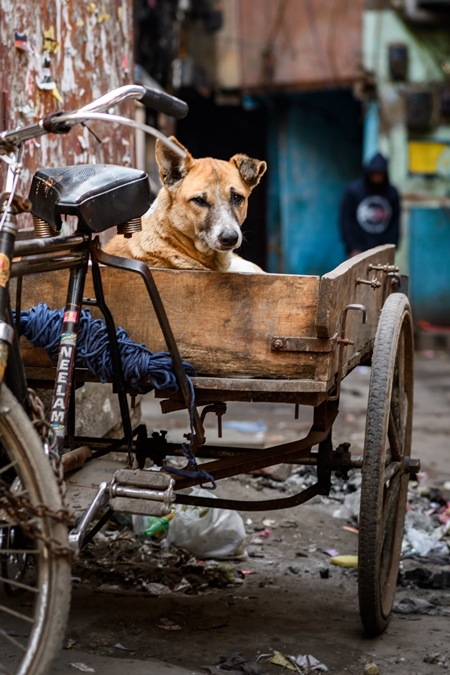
top-left (339, 152), bottom-right (401, 257)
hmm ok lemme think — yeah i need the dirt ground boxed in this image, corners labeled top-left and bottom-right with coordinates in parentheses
top-left (46, 351), bottom-right (450, 675)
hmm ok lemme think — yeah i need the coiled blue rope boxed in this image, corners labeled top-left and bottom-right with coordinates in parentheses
top-left (16, 302), bottom-right (196, 392)
top-left (17, 303), bottom-right (215, 488)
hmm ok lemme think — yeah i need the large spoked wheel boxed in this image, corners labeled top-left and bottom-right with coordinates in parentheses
top-left (358, 293), bottom-right (414, 636)
top-left (0, 385), bottom-right (71, 674)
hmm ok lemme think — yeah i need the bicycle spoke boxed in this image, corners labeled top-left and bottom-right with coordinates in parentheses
top-left (0, 604), bottom-right (34, 624)
top-left (0, 550), bottom-right (39, 555)
top-left (0, 627), bottom-right (27, 652)
top-left (0, 461), bottom-right (19, 477)
top-left (0, 575), bottom-right (38, 594)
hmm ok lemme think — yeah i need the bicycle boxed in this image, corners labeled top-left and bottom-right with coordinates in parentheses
top-left (0, 84), bottom-right (189, 675)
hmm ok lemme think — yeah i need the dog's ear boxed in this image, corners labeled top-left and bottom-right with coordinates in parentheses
top-left (155, 136), bottom-right (194, 187)
top-left (231, 155), bottom-right (267, 189)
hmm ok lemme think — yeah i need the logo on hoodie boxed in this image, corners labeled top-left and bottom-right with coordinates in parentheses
top-left (356, 195), bottom-right (392, 234)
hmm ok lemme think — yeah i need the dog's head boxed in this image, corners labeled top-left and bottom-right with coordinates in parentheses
top-left (155, 137), bottom-right (267, 254)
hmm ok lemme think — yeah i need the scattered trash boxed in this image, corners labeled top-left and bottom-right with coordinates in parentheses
top-left (133, 511), bottom-right (175, 538)
top-left (257, 528), bottom-right (272, 539)
top-left (157, 618), bottom-right (182, 631)
top-left (320, 568), bottom-right (330, 579)
top-left (342, 525), bottom-right (359, 534)
top-left (329, 555), bottom-right (358, 567)
top-left (393, 596), bottom-right (450, 616)
top-left (203, 562), bottom-right (245, 586)
top-left (221, 420), bottom-right (267, 434)
top-left (279, 520), bottom-right (298, 529)
top-left (65, 638), bottom-right (76, 649)
top-left (404, 567), bottom-right (450, 589)
top-left (332, 491), bottom-right (361, 521)
top-left (263, 649), bottom-right (328, 672)
top-left (403, 508), bottom-right (449, 557)
top-left (114, 642), bottom-right (133, 651)
top-left (203, 651), bottom-right (266, 674)
top-left (71, 665), bottom-right (95, 673)
top-left (173, 577), bottom-right (191, 592)
top-left (164, 488), bottom-right (247, 559)
top-left (424, 653), bottom-right (450, 667)
top-left (323, 548), bottom-right (339, 557)
top-left (263, 519), bottom-right (276, 527)
top-left (364, 664), bottom-right (380, 675)
top-left (143, 582), bottom-right (172, 595)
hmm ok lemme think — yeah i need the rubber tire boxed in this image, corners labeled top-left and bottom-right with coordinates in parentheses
top-left (0, 384), bottom-right (71, 675)
top-left (358, 293), bottom-right (414, 636)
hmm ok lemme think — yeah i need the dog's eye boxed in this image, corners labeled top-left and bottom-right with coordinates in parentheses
top-left (191, 196), bottom-right (208, 207)
top-left (232, 193), bottom-right (244, 205)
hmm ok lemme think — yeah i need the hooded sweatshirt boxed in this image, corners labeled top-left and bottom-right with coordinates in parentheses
top-left (339, 153), bottom-right (400, 256)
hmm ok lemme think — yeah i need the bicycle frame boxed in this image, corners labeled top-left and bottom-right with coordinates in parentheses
top-left (0, 83), bottom-right (192, 465)
top-left (6, 216), bottom-right (204, 464)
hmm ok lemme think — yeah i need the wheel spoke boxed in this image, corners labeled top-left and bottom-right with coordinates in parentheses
top-left (0, 461), bottom-right (19, 477)
top-left (0, 627), bottom-right (27, 652)
top-left (0, 574), bottom-right (38, 594)
top-left (384, 460), bottom-right (401, 484)
top-left (388, 412), bottom-right (402, 461)
top-left (0, 603), bottom-right (34, 624)
top-left (380, 472), bottom-right (401, 589)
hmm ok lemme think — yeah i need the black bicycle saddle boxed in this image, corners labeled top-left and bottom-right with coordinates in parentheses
top-left (28, 164), bottom-right (151, 232)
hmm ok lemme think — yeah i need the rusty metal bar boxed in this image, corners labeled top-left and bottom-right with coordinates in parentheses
top-left (171, 425), bottom-right (333, 490)
top-left (14, 234), bottom-right (89, 257)
top-left (92, 245), bottom-right (205, 446)
top-left (175, 482), bottom-right (322, 512)
top-left (11, 253), bottom-right (86, 277)
top-left (271, 333), bottom-right (338, 353)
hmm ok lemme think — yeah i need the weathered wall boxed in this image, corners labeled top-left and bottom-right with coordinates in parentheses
top-left (0, 0), bottom-right (134, 212)
top-left (363, 7), bottom-right (450, 323)
top-left (235, 0), bottom-right (363, 92)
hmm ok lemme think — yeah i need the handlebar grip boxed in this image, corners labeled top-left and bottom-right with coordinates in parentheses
top-left (140, 87), bottom-right (189, 119)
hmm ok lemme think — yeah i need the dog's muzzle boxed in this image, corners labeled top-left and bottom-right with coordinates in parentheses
top-left (217, 229), bottom-right (240, 249)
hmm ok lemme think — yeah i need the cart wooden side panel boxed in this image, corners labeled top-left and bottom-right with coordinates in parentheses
top-left (314, 245), bottom-right (396, 385)
top-left (13, 244), bottom-right (396, 388)
top-left (14, 267), bottom-right (320, 380)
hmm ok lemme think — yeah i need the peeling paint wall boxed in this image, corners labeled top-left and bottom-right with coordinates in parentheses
top-left (236, 0), bottom-right (363, 92)
top-left (0, 0), bottom-right (134, 212)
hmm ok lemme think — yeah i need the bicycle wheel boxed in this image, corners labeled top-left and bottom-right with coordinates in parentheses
top-left (358, 293), bottom-right (414, 635)
top-left (0, 384), bottom-right (71, 674)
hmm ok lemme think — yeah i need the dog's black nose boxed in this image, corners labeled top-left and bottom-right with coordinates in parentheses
top-left (218, 229), bottom-right (239, 248)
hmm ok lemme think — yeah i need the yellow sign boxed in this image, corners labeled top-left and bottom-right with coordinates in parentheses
top-left (409, 141), bottom-right (450, 176)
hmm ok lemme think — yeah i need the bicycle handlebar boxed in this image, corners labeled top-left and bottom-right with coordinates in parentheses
top-left (0, 84), bottom-right (188, 152)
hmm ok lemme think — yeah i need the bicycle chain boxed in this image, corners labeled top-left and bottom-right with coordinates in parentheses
top-left (0, 478), bottom-right (74, 558)
top-left (0, 389), bottom-right (76, 558)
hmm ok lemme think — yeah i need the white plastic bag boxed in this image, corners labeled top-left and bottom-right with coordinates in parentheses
top-left (164, 488), bottom-right (247, 559)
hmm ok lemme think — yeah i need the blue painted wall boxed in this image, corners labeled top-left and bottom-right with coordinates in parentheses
top-left (409, 208), bottom-right (450, 325)
top-left (267, 90), bottom-right (363, 275)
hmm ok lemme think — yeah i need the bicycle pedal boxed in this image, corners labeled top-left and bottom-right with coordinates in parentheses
top-left (113, 469), bottom-right (173, 490)
top-left (110, 497), bottom-right (173, 517)
top-left (110, 469), bottom-right (175, 516)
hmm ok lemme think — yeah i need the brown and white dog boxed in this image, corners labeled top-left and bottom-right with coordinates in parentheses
top-left (105, 137), bottom-right (267, 273)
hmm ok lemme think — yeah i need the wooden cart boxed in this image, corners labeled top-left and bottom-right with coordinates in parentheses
top-left (15, 243), bottom-right (416, 635)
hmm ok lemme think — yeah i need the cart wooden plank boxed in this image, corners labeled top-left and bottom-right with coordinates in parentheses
top-left (14, 266), bottom-right (321, 380)
top-left (13, 244), bottom-right (397, 388)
